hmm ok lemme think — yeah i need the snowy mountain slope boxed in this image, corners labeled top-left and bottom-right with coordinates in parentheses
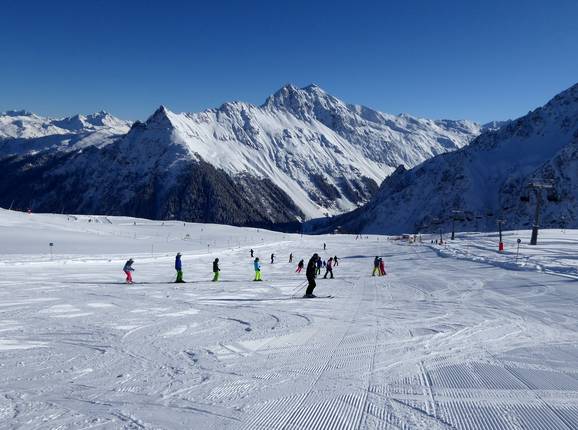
top-left (117, 85), bottom-right (482, 218)
top-left (321, 82), bottom-right (578, 234)
top-left (0, 110), bottom-right (131, 156)
top-left (0, 85), bottom-right (482, 226)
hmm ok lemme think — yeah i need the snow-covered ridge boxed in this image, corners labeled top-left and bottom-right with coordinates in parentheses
top-left (0, 109), bottom-right (130, 140)
top-left (0, 110), bottom-right (131, 155)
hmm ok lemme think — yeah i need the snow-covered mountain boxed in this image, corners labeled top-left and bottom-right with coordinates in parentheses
top-left (0, 85), bottom-right (482, 226)
top-left (320, 82), bottom-right (578, 234)
top-left (0, 110), bottom-right (131, 156)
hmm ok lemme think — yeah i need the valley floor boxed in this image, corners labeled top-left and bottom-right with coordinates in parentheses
top-left (1, 211), bottom-right (578, 429)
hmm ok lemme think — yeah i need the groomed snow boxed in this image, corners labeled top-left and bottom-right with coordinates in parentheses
top-left (1, 209), bottom-right (578, 429)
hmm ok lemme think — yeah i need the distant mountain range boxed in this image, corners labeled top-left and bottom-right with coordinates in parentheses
top-left (316, 82), bottom-right (578, 234)
top-left (0, 85), bottom-right (483, 227)
top-left (0, 110), bottom-right (131, 155)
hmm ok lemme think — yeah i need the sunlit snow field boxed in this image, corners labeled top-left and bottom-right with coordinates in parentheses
top-left (1, 209), bottom-right (578, 429)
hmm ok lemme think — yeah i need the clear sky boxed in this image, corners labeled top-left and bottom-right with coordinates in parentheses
top-left (1, 0), bottom-right (577, 123)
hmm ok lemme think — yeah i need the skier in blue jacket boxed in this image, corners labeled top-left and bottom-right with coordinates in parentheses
top-left (253, 257), bottom-right (262, 281)
top-left (175, 253), bottom-right (185, 283)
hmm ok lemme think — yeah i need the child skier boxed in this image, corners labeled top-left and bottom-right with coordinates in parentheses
top-left (254, 257), bottom-right (262, 281)
top-left (123, 258), bottom-right (135, 284)
top-left (372, 256), bottom-right (380, 276)
top-left (316, 257), bottom-right (322, 275)
top-left (212, 258), bottom-right (220, 282)
top-left (379, 258), bottom-right (386, 276)
top-left (175, 252), bottom-right (185, 283)
top-left (296, 259), bottom-right (304, 273)
top-left (323, 257), bottom-right (334, 279)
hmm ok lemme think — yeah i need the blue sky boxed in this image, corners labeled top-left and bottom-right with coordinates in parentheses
top-left (1, 0), bottom-right (577, 123)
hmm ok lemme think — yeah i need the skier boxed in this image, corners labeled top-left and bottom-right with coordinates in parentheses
top-left (289, 253), bottom-right (293, 263)
top-left (372, 256), bottom-right (380, 276)
top-left (333, 255), bottom-right (339, 266)
top-left (212, 258), bottom-right (220, 282)
top-left (250, 249), bottom-right (254, 258)
top-left (323, 243), bottom-right (327, 251)
top-left (175, 252), bottom-right (185, 283)
top-left (270, 253), bottom-right (275, 264)
top-left (123, 258), bottom-right (135, 284)
top-left (323, 257), bottom-right (334, 279)
top-left (304, 253), bottom-right (319, 298)
top-left (254, 257), bottom-right (262, 281)
top-left (296, 259), bottom-right (304, 273)
top-left (379, 258), bottom-right (387, 276)
top-left (316, 257), bottom-right (322, 275)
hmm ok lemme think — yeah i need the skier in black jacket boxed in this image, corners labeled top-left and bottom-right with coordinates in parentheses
top-left (304, 253), bottom-right (319, 298)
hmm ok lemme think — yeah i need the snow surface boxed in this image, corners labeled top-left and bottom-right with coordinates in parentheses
top-left (425, 229), bottom-right (578, 279)
top-left (1, 209), bottom-right (578, 429)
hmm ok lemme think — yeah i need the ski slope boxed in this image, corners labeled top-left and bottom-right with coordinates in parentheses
top-left (1, 210), bottom-right (578, 429)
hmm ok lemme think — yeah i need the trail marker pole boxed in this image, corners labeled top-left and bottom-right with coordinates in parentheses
top-left (49, 242), bottom-right (54, 260)
top-left (515, 238), bottom-right (521, 262)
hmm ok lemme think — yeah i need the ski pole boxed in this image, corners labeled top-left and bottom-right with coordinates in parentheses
top-left (290, 280), bottom-right (307, 294)
top-left (291, 280), bottom-right (308, 297)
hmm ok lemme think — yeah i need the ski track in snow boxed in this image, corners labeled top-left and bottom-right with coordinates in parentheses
top-left (1, 213), bottom-right (578, 428)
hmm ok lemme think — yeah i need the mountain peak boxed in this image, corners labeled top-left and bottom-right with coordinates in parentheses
top-left (303, 83), bottom-right (324, 93)
top-left (262, 84), bottom-right (339, 119)
top-left (152, 105), bottom-right (170, 117)
top-left (146, 105), bottom-right (174, 129)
